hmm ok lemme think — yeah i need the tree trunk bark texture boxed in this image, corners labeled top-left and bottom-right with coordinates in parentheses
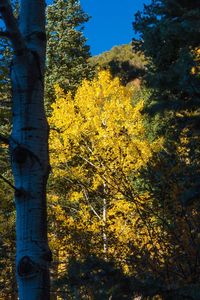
top-left (1, 1), bottom-right (51, 299)
top-left (102, 184), bottom-right (108, 259)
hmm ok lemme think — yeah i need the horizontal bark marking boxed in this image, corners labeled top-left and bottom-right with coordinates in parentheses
top-left (21, 127), bottom-right (37, 131)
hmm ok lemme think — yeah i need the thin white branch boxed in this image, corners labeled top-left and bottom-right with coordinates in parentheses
top-left (83, 189), bottom-right (102, 220)
top-left (0, 0), bottom-right (26, 53)
top-left (78, 154), bottom-right (96, 168)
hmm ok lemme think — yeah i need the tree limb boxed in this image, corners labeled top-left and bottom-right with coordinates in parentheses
top-left (0, 173), bottom-right (17, 191)
top-left (83, 188), bottom-right (102, 220)
top-left (0, 0), bottom-right (26, 53)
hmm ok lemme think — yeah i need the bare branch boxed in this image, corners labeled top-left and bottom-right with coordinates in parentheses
top-left (0, 173), bottom-right (16, 191)
top-left (0, 0), bottom-right (26, 53)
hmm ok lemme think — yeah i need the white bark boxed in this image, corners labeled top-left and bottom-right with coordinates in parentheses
top-left (1, 1), bottom-right (51, 299)
top-left (102, 184), bottom-right (108, 258)
top-left (102, 197), bottom-right (107, 256)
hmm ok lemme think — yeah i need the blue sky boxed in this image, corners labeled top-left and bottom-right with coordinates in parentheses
top-left (80, 0), bottom-right (150, 55)
top-left (47, 0), bottom-right (151, 56)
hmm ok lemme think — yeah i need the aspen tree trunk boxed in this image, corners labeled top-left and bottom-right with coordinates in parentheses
top-left (102, 198), bottom-right (107, 256)
top-left (0, 1), bottom-right (51, 299)
top-left (102, 183), bottom-right (108, 258)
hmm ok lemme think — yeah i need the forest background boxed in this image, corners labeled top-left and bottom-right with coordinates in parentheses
top-left (0, 0), bottom-right (200, 299)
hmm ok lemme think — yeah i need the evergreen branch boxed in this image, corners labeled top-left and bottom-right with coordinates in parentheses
top-left (0, 0), bottom-right (26, 54)
top-left (0, 133), bottom-right (9, 144)
top-left (0, 100), bottom-right (11, 107)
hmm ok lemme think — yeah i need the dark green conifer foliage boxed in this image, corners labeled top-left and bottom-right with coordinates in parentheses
top-left (46, 0), bottom-right (94, 103)
top-left (0, 2), bottom-right (21, 297)
top-left (133, 2), bottom-right (200, 296)
top-left (133, 0), bottom-right (200, 113)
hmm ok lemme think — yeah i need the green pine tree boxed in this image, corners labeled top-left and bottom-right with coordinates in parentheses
top-left (46, 0), bottom-right (95, 104)
top-left (133, 2), bottom-right (200, 296)
top-left (133, 0), bottom-right (200, 113)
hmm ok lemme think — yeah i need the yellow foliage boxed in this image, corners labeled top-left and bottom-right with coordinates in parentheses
top-left (50, 70), bottom-right (161, 181)
top-left (191, 47), bottom-right (200, 75)
top-left (48, 70), bottom-right (163, 275)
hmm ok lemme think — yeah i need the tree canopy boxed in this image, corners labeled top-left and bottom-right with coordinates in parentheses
top-left (133, 0), bottom-right (200, 112)
top-left (46, 0), bottom-right (94, 104)
top-left (0, 0), bottom-right (200, 298)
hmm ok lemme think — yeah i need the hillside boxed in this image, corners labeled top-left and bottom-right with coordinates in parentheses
top-left (89, 43), bottom-right (146, 85)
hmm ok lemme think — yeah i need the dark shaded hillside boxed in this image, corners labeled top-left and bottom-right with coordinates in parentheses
top-left (89, 43), bottom-right (146, 85)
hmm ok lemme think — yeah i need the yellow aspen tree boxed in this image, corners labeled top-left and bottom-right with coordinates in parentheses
top-left (48, 71), bottom-right (163, 279)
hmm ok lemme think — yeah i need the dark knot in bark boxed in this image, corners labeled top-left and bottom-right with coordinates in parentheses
top-left (15, 188), bottom-right (26, 197)
top-left (12, 146), bottom-right (42, 166)
top-left (18, 256), bottom-right (38, 278)
top-left (0, 7), bottom-right (6, 13)
top-left (12, 146), bottom-right (29, 164)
